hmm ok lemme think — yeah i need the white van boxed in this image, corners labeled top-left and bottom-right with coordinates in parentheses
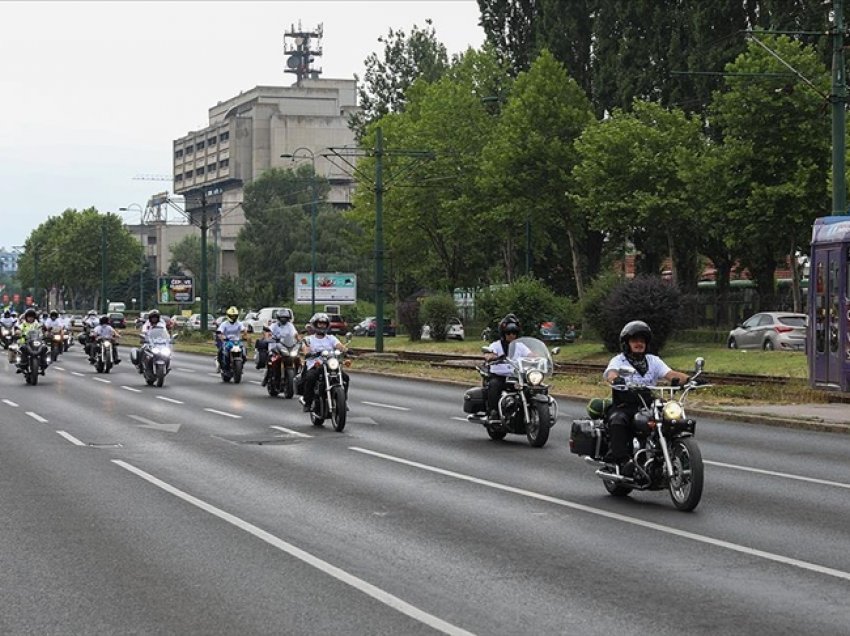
top-left (244, 307), bottom-right (293, 333)
top-left (107, 302), bottom-right (126, 313)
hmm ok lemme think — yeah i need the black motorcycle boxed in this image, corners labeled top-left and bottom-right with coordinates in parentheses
top-left (133, 326), bottom-right (175, 387)
top-left (266, 341), bottom-right (301, 398)
top-left (48, 329), bottom-right (64, 362)
top-left (463, 337), bottom-right (559, 447)
top-left (13, 330), bottom-right (49, 385)
top-left (92, 336), bottom-right (115, 374)
top-left (301, 349), bottom-right (350, 432)
top-left (569, 357), bottom-right (709, 512)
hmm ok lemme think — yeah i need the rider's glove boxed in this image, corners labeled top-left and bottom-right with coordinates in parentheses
top-left (687, 375), bottom-right (707, 386)
top-left (611, 376), bottom-right (626, 388)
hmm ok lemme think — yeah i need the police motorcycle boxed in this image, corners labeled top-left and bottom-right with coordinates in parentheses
top-left (0, 324), bottom-right (13, 350)
top-left (265, 340), bottom-right (302, 398)
top-left (569, 358), bottom-right (709, 512)
top-left (219, 335), bottom-right (246, 383)
top-left (463, 337), bottom-right (559, 447)
top-left (12, 330), bottom-right (50, 385)
top-left (132, 325), bottom-right (176, 387)
top-left (91, 334), bottom-right (115, 374)
top-left (298, 335), bottom-right (351, 432)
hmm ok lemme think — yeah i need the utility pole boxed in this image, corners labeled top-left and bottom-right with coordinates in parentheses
top-left (374, 128), bottom-right (385, 352)
top-left (832, 0), bottom-right (846, 215)
top-left (33, 243), bottom-right (39, 309)
top-left (100, 217), bottom-right (107, 314)
top-left (200, 191), bottom-right (209, 332)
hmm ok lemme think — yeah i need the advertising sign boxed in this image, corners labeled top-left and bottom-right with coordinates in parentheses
top-left (294, 273), bottom-right (356, 304)
top-left (157, 277), bottom-right (194, 304)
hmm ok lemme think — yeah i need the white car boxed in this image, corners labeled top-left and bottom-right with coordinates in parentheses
top-left (243, 307), bottom-right (293, 333)
top-left (421, 317), bottom-right (465, 341)
top-left (187, 313), bottom-right (216, 331)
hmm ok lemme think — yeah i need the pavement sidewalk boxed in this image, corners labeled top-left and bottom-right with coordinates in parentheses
top-left (691, 402), bottom-right (850, 434)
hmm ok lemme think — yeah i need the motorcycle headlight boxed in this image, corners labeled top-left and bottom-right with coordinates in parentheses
top-left (663, 401), bottom-right (684, 421)
top-left (53, 334), bottom-right (61, 341)
top-left (152, 346), bottom-right (162, 354)
top-left (104, 341), bottom-right (112, 348)
top-left (231, 346), bottom-right (241, 353)
top-left (160, 347), bottom-right (171, 356)
top-left (33, 340), bottom-right (42, 348)
top-left (327, 357), bottom-right (340, 371)
top-left (527, 370), bottom-right (544, 386)
top-left (289, 349), bottom-right (299, 358)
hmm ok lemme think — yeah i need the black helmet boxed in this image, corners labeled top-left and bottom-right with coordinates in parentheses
top-left (499, 313), bottom-right (521, 337)
top-left (100, 315), bottom-right (110, 325)
top-left (24, 308), bottom-right (37, 320)
top-left (50, 310), bottom-right (58, 319)
top-left (3, 310), bottom-right (9, 318)
top-left (620, 320), bottom-right (652, 354)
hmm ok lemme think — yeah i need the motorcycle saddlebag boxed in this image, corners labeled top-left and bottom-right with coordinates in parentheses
top-left (570, 419), bottom-right (604, 458)
top-left (463, 387), bottom-right (486, 414)
top-left (129, 347), bottom-right (139, 366)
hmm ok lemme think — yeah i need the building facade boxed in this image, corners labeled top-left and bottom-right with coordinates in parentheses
top-left (0, 248), bottom-right (19, 275)
top-left (171, 78), bottom-right (359, 278)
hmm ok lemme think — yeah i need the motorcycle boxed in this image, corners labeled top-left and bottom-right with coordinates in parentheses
top-left (48, 330), bottom-right (64, 361)
top-left (92, 336), bottom-right (114, 373)
top-left (12, 330), bottom-right (50, 385)
top-left (133, 325), bottom-right (175, 387)
top-left (265, 341), bottom-right (301, 398)
top-left (0, 325), bottom-right (14, 350)
top-left (218, 336), bottom-right (246, 383)
top-left (569, 357), bottom-right (710, 512)
top-left (301, 348), bottom-right (350, 431)
top-left (463, 337), bottom-right (559, 447)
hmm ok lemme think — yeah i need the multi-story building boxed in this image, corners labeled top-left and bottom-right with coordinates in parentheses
top-left (171, 78), bottom-right (359, 277)
top-left (0, 248), bottom-right (19, 275)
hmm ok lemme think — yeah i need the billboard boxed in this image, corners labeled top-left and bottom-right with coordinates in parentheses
top-left (294, 273), bottom-right (356, 304)
top-left (157, 277), bottom-right (194, 304)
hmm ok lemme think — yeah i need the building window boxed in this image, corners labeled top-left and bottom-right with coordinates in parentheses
top-left (185, 144), bottom-right (194, 154)
top-left (219, 131), bottom-right (229, 142)
top-left (219, 158), bottom-right (229, 169)
top-left (207, 136), bottom-right (217, 145)
top-left (196, 140), bottom-right (205, 150)
top-left (185, 169), bottom-right (193, 178)
top-left (147, 236), bottom-right (157, 245)
top-left (196, 165), bottom-right (205, 175)
top-left (175, 149), bottom-right (183, 159)
top-left (207, 162), bottom-right (217, 173)
top-left (175, 173), bottom-right (183, 182)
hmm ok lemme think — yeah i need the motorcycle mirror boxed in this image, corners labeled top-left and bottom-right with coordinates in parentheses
top-left (480, 346), bottom-right (490, 354)
top-left (694, 357), bottom-right (705, 372)
top-left (344, 332), bottom-right (353, 343)
top-left (171, 334), bottom-right (179, 342)
top-left (550, 347), bottom-right (561, 356)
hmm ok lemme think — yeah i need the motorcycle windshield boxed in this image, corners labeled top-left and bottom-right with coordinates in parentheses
top-left (25, 330), bottom-right (41, 344)
top-left (145, 326), bottom-right (171, 346)
top-left (507, 337), bottom-right (554, 377)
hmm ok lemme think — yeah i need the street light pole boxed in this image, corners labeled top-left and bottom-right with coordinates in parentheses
top-left (120, 204), bottom-right (145, 311)
top-left (281, 148), bottom-right (318, 316)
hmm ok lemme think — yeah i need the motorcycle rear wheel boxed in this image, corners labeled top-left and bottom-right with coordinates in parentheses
top-left (330, 385), bottom-right (346, 432)
top-left (668, 437), bottom-right (704, 512)
top-left (96, 360), bottom-right (104, 373)
top-left (526, 400), bottom-right (551, 447)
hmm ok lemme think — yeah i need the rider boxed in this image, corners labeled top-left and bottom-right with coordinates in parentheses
top-left (603, 320), bottom-right (689, 476)
top-left (140, 309), bottom-right (167, 336)
top-left (216, 306), bottom-right (247, 369)
top-left (43, 309), bottom-right (64, 335)
top-left (15, 308), bottom-right (47, 373)
top-left (91, 314), bottom-right (121, 364)
top-left (482, 313), bottom-right (532, 423)
top-left (82, 309), bottom-right (99, 359)
top-left (0, 310), bottom-right (15, 330)
top-left (260, 308), bottom-right (300, 385)
top-left (299, 312), bottom-right (348, 412)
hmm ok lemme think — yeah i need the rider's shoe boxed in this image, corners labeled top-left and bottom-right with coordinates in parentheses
top-left (300, 396), bottom-right (311, 412)
top-left (261, 374), bottom-right (268, 387)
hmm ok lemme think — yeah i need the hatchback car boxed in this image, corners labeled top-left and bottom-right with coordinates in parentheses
top-left (422, 317), bottom-right (465, 341)
top-left (108, 312), bottom-right (126, 329)
top-left (327, 314), bottom-right (348, 335)
top-left (187, 313), bottom-right (217, 331)
top-left (353, 316), bottom-right (396, 337)
top-left (727, 312), bottom-right (808, 351)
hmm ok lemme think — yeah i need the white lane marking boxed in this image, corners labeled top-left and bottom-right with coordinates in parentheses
top-left (127, 414), bottom-right (181, 433)
top-left (93, 377), bottom-right (111, 384)
top-left (204, 408), bottom-right (242, 419)
top-left (53, 366), bottom-right (65, 371)
top-left (26, 412), bottom-right (48, 423)
top-left (156, 396), bottom-right (183, 404)
top-left (350, 446), bottom-right (850, 583)
top-left (450, 417), bottom-right (468, 422)
top-left (57, 430), bottom-right (86, 446)
top-left (706, 460), bottom-right (850, 490)
top-left (270, 425), bottom-right (313, 439)
top-left (207, 373), bottom-right (220, 377)
top-left (2, 399), bottom-right (19, 407)
top-left (121, 385), bottom-right (142, 393)
top-left (71, 372), bottom-right (85, 377)
top-left (177, 368), bottom-right (196, 373)
top-left (112, 460), bottom-right (473, 636)
top-left (361, 401), bottom-right (410, 411)
top-left (249, 380), bottom-right (261, 385)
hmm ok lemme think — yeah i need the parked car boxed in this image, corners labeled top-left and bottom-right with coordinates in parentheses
top-left (727, 312), bottom-right (808, 351)
top-left (243, 307), bottom-right (293, 333)
top-left (171, 315), bottom-right (190, 329)
top-left (353, 316), bottom-right (396, 337)
top-left (422, 317), bottom-right (465, 341)
top-left (327, 314), bottom-right (349, 335)
top-left (108, 312), bottom-right (126, 329)
top-left (539, 321), bottom-right (577, 343)
top-left (187, 313), bottom-right (217, 331)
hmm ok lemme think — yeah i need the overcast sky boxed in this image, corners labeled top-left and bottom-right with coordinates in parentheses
top-left (0, 0), bottom-right (484, 249)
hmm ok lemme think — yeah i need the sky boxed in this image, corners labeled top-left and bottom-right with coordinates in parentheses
top-left (0, 0), bottom-right (485, 249)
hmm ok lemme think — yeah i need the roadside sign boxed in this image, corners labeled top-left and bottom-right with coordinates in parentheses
top-left (157, 277), bottom-right (194, 304)
top-left (294, 273), bottom-right (356, 304)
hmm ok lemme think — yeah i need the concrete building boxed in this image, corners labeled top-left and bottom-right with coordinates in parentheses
top-left (171, 78), bottom-right (359, 278)
top-left (0, 248), bottom-right (19, 275)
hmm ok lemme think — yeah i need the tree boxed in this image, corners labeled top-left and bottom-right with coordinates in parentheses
top-left (479, 49), bottom-right (596, 296)
top-left (167, 234), bottom-right (216, 278)
top-left (350, 20), bottom-right (450, 139)
top-left (709, 34), bottom-right (830, 310)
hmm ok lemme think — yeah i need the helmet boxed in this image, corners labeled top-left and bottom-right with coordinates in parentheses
top-left (10, 310), bottom-right (16, 317)
top-left (148, 310), bottom-right (161, 322)
top-left (620, 320), bottom-right (652, 354)
top-left (50, 310), bottom-right (58, 319)
top-left (310, 312), bottom-right (330, 335)
top-left (499, 313), bottom-right (521, 337)
top-left (277, 308), bottom-right (293, 323)
top-left (24, 308), bottom-right (37, 320)
top-left (226, 306), bottom-right (239, 322)
top-left (3, 311), bottom-right (9, 318)
top-left (100, 315), bottom-right (110, 325)
top-left (87, 310), bottom-right (97, 317)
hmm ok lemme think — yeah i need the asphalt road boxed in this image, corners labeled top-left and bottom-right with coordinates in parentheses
top-left (1, 344), bottom-right (850, 635)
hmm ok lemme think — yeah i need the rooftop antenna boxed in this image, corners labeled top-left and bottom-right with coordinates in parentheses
top-left (284, 21), bottom-right (323, 85)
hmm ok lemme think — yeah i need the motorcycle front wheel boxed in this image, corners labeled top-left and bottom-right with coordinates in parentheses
top-left (526, 400), bottom-right (551, 448)
top-left (29, 356), bottom-right (39, 386)
top-left (668, 437), bottom-right (704, 512)
top-left (330, 385), bottom-right (346, 432)
top-left (283, 367), bottom-right (295, 399)
top-left (266, 368), bottom-right (280, 397)
top-left (156, 364), bottom-right (166, 388)
top-left (232, 358), bottom-right (243, 384)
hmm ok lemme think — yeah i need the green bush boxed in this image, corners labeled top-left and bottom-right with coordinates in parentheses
top-left (476, 276), bottom-right (560, 339)
top-left (589, 275), bottom-right (682, 354)
top-left (420, 294), bottom-right (458, 341)
top-left (579, 271), bottom-right (622, 341)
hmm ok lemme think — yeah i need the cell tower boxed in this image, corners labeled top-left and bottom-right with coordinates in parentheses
top-left (284, 22), bottom-right (323, 84)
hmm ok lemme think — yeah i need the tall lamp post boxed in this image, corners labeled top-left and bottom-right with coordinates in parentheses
top-left (280, 148), bottom-right (318, 316)
top-left (120, 204), bottom-right (145, 312)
